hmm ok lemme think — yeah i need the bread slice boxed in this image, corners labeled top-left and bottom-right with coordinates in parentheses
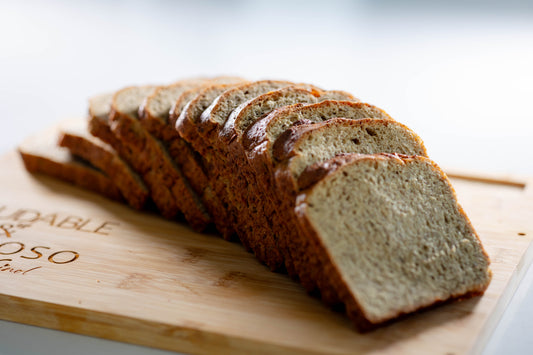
top-left (271, 118), bottom-right (427, 303)
top-left (109, 85), bottom-right (210, 230)
top-left (242, 100), bottom-right (392, 284)
top-left (218, 88), bottom-right (358, 273)
top-left (174, 82), bottom-right (249, 239)
top-left (18, 124), bottom-right (122, 201)
top-left (294, 153), bottom-right (491, 331)
top-left (58, 118), bottom-right (148, 210)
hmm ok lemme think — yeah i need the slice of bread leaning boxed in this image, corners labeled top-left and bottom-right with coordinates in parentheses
top-left (58, 118), bottom-right (149, 210)
top-left (294, 153), bottom-right (492, 331)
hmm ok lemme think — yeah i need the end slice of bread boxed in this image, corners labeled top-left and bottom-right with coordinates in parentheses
top-left (18, 123), bottom-right (122, 201)
top-left (294, 153), bottom-right (492, 331)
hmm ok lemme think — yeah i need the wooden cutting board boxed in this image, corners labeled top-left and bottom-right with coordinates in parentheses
top-left (0, 150), bottom-right (532, 355)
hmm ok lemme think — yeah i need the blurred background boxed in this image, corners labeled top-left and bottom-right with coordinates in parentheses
top-left (1, 1), bottom-right (533, 354)
top-left (1, 0), bottom-right (532, 174)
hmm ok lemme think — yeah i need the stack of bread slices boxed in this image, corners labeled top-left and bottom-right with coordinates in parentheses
top-left (19, 77), bottom-right (491, 331)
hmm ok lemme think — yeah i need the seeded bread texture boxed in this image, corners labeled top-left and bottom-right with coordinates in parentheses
top-left (294, 153), bottom-right (491, 330)
top-left (58, 118), bottom-right (149, 210)
top-left (109, 85), bottom-right (210, 230)
top-left (19, 77), bottom-right (492, 333)
top-left (19, 124), bottom-right (122, 201)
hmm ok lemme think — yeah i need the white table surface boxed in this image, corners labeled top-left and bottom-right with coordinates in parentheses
top-left (1, 1), bottom-right (532, 354)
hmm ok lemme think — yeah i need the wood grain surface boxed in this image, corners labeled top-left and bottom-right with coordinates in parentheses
top-left (0, 150), bottom-right (531, 354)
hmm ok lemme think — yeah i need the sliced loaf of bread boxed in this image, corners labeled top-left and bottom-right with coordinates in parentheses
top-left (58, 119), bottom-right (149, 210)
top-left (294, 153), bottom-right (491, 331)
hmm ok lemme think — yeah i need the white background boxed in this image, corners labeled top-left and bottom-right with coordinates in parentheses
top-left (1, 0), bottom-right (532, 354)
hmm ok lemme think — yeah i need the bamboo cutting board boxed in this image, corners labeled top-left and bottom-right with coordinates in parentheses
top-left (0, 150), bottom-right (532, 355)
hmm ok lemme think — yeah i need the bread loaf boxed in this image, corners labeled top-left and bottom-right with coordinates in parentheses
top-left (19, 77), bottom-right (492, 332)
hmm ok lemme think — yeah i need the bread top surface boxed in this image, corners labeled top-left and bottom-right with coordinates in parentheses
top-left (296, 153), bottom-right (491, 323)
top-left (88, 93), bottom-right (113, 121)
top-left (273, 118), bottom-right (428, 178)
top-left (198, 80), bottom-right (297, 128)
top-left (243, 100), bottom-right (393, 156)
top-left (111, 86), bottom-right (157, 120)
top-left (175, 82), bottom-right (246, 140)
